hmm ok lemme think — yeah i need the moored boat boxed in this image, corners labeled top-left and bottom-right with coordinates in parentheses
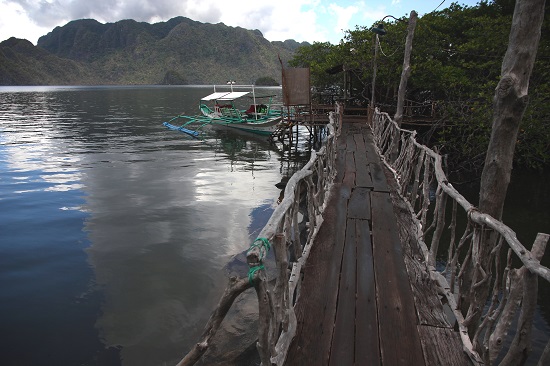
top-left (163, 85), bottom-right (283, 137)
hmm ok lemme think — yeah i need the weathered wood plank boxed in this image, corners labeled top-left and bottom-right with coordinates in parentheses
top-left (363, 129), bottom-right (379, 161)
top-left (369, 160), bottom-right (389, 192)
top-left (354, 133), bottom-right (374, 188)
top-left (371, 191), bottom-right (425, 366)
top-left (346, 132), bottom-right (357, 152)
top-left (417, 326), bottom-right (472, 366)
top-left (329, 218), bottom-right (357, 366)
top-left (403, 253), bottom-right (452, 327)
top-left (355, 218), bottom-right (380, 365)
top-left (385, 167), bottom-right (452, 328)
top-left (348, 187), bottom-right (371, 220)
top-left (363, 133), bottom-right (389, 191)
top-left (335, 149), bottom-right (346, 183)
top-left (346, 151), bottom-right (356, 175)
top-left (285, 183), bottom-right (348, 366)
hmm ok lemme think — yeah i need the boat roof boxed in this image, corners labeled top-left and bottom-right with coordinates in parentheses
top-left (201, 92), bottom-right (231, 101)
top-left (217, 91), bottom-right (250, 101)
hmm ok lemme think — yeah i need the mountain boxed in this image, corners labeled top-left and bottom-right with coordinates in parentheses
top-left (0, 17), bottom-right (309, 85)
top-left (0, 37), bottom-right (94, 85)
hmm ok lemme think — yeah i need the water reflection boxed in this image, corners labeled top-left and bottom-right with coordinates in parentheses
top-left (0, 86), bottom-right (292, 365)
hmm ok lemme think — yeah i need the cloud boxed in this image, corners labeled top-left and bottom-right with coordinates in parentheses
top-left (1, 0), bottom-right (329, 44)
top-left (328, 3), bottom-right (359, 35)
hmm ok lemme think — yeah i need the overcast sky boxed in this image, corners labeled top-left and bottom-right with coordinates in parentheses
top-left (1, 0), bottom-right (481, 45)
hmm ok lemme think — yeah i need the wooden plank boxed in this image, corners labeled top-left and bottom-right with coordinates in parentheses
top-left (403, 251), bottom-right (452, 328)
top-left (362, 129), bottom-right (389, 192)
top-left (385, 170), bottom-right (451, 328)
top-left (285, 184), bottom-right (349, 366)
top-left (363, 129), bottom-right (379, 161)
top-left (355, 219), bottom-right (381, 365)
top-left (353, 133), bottom-right (374, 188)
top-left (346, 151), bottom-right (356, 175)
top-left (329, 218), bottom-right (357, 366)
top-left (417, 326), bottom-right (472, 366)
top-left (354, 133), bottom-right (367, 152)
top-left (348, 187), bottom-right (371, 220)
top-left (335, 148), bottom-right (346, 183)
top-left (369, 160), bottom-right (389, 192)
top-left (371, 191), bottom-right (425, 366)
top-left (346, 132), bottom-right (357, 152)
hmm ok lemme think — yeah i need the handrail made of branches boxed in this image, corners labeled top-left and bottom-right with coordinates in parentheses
top-left (372, 109), bottom-right (550, 366)
top-left (176, 105), bottom-right (342, 366)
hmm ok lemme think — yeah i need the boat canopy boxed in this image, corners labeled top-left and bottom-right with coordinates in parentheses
top-left (217, 91), bottom-right (250, 101)
top-left (201, 92), bottom-right (231, 101)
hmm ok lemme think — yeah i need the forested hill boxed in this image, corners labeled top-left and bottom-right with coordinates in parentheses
top-left (0, 17), bottom-right (308, 85)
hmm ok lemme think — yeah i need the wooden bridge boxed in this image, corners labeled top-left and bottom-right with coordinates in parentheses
top-left (284, 116), bottom-right (468, 365)
top-left (177, 107), bottom-right (550, 366)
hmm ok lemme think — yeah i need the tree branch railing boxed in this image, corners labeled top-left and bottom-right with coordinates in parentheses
top-left (372, 109), bottom-right (550, 366)
top-left (176, 105), bottom-right (342, 366)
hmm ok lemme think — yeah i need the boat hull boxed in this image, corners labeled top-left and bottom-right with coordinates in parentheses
top-left (212, 117), bottom-right (282, 136)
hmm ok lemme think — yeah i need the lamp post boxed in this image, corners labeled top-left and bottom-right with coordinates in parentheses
top-left (368, 13), bottom-right (417, 125)
top-left (394, 11), bottom-right (418, 127)
top-left (369, 23), bottom-right (386, 116)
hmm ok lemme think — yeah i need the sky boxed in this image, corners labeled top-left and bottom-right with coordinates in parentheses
top-left (0, 0), bottom-right (482, 46)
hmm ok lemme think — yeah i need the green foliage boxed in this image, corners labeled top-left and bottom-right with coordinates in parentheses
top-left (160, 70), bottom-right (187, 85)
top-left (255, 76), bottom-right (279, 86)
top-left (289, 2), bottom-right (550, 171)
top-left (288, 42), bottom-right (342, 93)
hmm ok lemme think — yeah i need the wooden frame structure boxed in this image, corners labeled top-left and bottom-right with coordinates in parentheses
top-left (373, 109), bottom-right (550, 365)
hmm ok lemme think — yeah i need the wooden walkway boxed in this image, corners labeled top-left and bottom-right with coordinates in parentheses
top-left (285, 117), bottom-right (471, 365)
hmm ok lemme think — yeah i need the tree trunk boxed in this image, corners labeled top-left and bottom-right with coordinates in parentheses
top-left (394, 10), bottom-right (418, 127)
top-left (479, 0), bottom-right (545, 219)
top-left (464, 0), bottom-right (546, 338)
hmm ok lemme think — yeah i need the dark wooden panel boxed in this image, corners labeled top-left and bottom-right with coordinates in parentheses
top-left (346, 132), bottom-right (357, 152)
top-left (286, 183), bottom-right (350, 366)
top-left (329, 218), bottom-right (357, 366)
top-left (345, 151), bottom-right (356, 174)
top-left (362, 129), bottom-right (389, 192)
top-left (371, 191), bottom-right (425, 366)
top-left (369, 161), bottom-right (389, 192)
top-left (355, 219), bottom-right (381, 365)
top-left (417, 326), bottom-right (472, 366)
top-left (403, 253), bottom-right (452, 328)
top-left (363, 130), bottom-right (380, 161)
top-left (335, 148), bottom-right (346, 183)
top-left (348, 187), bottom-right (371, 220)
top-left (353, 134), bottom-right (374, 188)
top-left (353, 133), bottom-right (366, 152)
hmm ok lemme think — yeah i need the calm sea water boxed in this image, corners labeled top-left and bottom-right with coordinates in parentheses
top-left (0, 85), bottom-right (311, 366)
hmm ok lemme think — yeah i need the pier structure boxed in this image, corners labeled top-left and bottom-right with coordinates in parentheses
top-left (177, 106), bottom-right (550, 366)
top-left (284, 114), bottom-right (469, 365)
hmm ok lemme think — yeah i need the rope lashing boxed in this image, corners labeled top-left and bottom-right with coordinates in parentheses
top-left (247, 237), bottom-right (271, 284)
top-left (248, 264), bottom-right (265, 284)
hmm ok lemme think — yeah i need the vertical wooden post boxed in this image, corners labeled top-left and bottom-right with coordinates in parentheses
top-left (369, 33), bottom-right (380, 126)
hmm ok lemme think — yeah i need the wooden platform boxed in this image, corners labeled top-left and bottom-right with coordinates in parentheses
top-left (285, 117), bottom-right (471, 365)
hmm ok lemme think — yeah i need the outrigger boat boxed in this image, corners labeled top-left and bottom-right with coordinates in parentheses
top-left (163, 85), bottom-right (283, 137)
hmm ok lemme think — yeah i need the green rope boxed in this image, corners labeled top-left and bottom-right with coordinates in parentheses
top-left (247, 237), bottom-right (271, 284)
top-left (248, 264), bottom-right (265, 284)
